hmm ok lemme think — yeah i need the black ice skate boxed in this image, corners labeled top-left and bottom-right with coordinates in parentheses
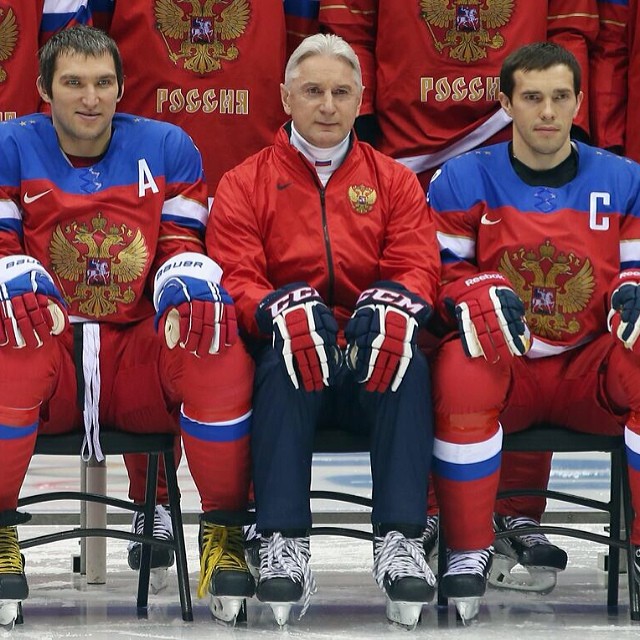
top-left (197, 520), bottom-right (255, 625)
top-left (127, 504), bottom-right (175, 593)
top-left (256, 532), bottom-right (316, 626)
top-left (490, 514), bottom-right (567, 594)
top-left (372, 527), bottom-right (436, 629)
top-left (440, 547), bottom-right (493, 624)
top-left (422, 514), bottom-right (439, 574)
top-left (0, 525), bottom-right (28, 630)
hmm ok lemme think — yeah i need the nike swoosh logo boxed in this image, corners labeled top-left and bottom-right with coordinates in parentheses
top-left (276, 182), bottom-right (292, 191)
top-left (480, 213), bottom-right (502, 225)
top-left (23, 189), bottom-right (52, 204)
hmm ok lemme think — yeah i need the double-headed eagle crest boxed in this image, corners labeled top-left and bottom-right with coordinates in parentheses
top-left (49, 214), bottom-right (149, 319)
top-left (499, 240), bottom-right (595, 340)
top-left (419, 0), bottom-right (514, 63)
top-left (155, 0), bottom-right (250, 74)
top-left (0, 7), bottom-right (18, 84)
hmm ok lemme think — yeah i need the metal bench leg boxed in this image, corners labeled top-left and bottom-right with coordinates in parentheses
top-left (607, 450), bottom-right (622, 608)
top-left (85, 457), bottom-right (107, 585)
top-left (136, 453), bottom-right (159, 610)
top-left (164, 448), bottom-right (193, 622)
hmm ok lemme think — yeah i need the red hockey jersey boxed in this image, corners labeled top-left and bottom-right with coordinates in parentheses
top-left (319, 1), bottom-right (599, 174)
top-left (590, 0), bottom-right (639, 161)
top-left (92, 0), bottom-right (318, 195)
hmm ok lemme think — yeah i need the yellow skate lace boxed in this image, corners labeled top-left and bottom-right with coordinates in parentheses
top-left (0, 527), bottom-right (23, 574)
top-left (196, 524), bottom-right (247, 599)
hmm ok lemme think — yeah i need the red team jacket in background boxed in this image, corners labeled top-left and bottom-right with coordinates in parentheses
top-left (319, 1), bottom-right (599, 174)
top-left (591, 0), bottom-right (639, 162)
top-left (89, 0), bottom-right (319, 195)
top-left (207, 127), bottom-right (440, 341)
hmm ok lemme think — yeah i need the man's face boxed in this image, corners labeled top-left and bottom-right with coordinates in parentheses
top-left (499, 64), bottom-right (583, 170)
top-left (38, 51), bottom-right (122, 157)
top-left (280, 54), bottom-right (362, 148)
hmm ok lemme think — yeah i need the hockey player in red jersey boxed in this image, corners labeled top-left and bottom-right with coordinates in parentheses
top-left (428, 41), bottom-right (640, 622)
top-left (208, 34), bottom-right (441, 628)
top-left (590, 0), bottom-right (640, 161)
top-left (0, 26), bottom-right (254, 627)
top-left (318, 0), bottom-right (598, 186)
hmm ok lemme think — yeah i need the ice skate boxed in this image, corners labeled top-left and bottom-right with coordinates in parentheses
top-left (127, 504), bottom-right (175, 593)
top-left (422, 514), bottom-right (439, 575)
top-left (243, 523), bottom-right (261, 580)
top-left (0, 526), bottom-right (28, 630)
top-left (440, 547), bottom-right (493, 624)
top-left (256, 532), bottom-right (316, 626)
top-left (197, 521), bottom-right (255, 625)
top-left (372, 528), bottom-right (435, 629)
top-left (490, 515), bottom-right (567, 594)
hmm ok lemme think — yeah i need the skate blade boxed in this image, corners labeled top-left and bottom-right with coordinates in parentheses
top-left (489, 554), bottom-right (557, 594)
top-left (452, 597), bottom-right (481, 624)
top-left (386, 599), bottom-right (423, 629)
top-left (269, 602), bottom-right (293, 627)
top-left (0, 601), bottom-right (19, 629)
top-left (149, 567), bottom-right (169, 594)
top-left (210, 596), bottom-right (245, 625)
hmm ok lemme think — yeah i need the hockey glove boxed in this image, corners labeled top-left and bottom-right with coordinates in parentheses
top-left (444, 272), bottom-right (530, 363)
top-left (154, 252), bottom-right (237, 357)
top-left (608, 271), bottom-right (640, 353)
top-left (256, 283), bottom-right (341, 392)
top-left (345, 282), bottom-right (431, 393)
top-left (0, 255), bottom-right (67, 349)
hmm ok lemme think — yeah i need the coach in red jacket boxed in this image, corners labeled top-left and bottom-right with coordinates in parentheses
top-left (207, 34), bottom-right (440, 628)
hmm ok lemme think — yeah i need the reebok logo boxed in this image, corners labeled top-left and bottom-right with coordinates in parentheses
top-left (480, 213), bottom-right (501, 225)
top-left (23, 189), bottom-right (52, 204)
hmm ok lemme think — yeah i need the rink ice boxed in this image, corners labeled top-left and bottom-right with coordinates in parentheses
top-left (8, 450), bottom-right (640, 639)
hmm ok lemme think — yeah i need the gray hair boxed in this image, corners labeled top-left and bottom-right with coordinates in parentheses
top-left (284, 33), bottom-right (362, 89)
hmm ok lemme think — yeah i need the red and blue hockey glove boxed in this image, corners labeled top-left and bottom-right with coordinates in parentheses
top-left (154, 252), bottom-right (237, 358)
top-left (444, 272), bottom-right (530, 363)
top-left (608, 271), bottom-right (640, 353)
top-left (256, 283), bottom-right (341, 392)
top-left (344, 282), bottom-right (432, 393)
top-left (0, 255), bottom-right (67, 349)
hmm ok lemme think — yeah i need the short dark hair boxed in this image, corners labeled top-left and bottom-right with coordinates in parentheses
top-left (39, 25), bottom-right (124, 98)
top-left (500, 41), bottom-right (581, 101)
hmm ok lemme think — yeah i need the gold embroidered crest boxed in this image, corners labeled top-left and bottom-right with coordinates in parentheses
top-left (0, 6), bottom-right (18, 83)
top-left (49, 214), bottom-right (149, 318)
top-left (155, 0), bottom-right (250, 74)
top-left (499, 240), bottom-right (595, 340)
top-left (419, 0), bottom-right (514, 63)
top-left (348, 185), bottom-right (377, 214)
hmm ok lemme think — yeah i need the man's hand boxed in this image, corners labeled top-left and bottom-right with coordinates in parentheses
top-left (256, 283), bottom-right (341, 392)
top-left (0, 255), bottom-right (67, 349)
top-left (608, 271), bottom-right (640, 352)
top-left (345, 282), bottom-right (431, 393)
top-left (154, 252), bottom-right (236, 357)
top-left (444, 272), bottom-right (530, 363)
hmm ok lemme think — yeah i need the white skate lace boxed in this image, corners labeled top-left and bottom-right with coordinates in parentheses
top-left (445, 548), bottom-right (492, 577)
top-left (373, 530), bottom-right (436, 589)
top-left (127, 505), bottom-right (173, 551)
top-left (423, 515), bottom-right (439, 550)
top-left (259, 532), bottom-right (317, 618)
top-left (498, 516), bottom-right (550, 548)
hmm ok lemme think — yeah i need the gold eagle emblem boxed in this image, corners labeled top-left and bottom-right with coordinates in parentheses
top-left (49, 214), bottom-right (149, 318)
top-left (155, 0), bottom-right (250, 74)
top-left (0, 7), bottom-right (18, 83)
top-left (419, 0), bottom-right (514, 63)
top-left (499, 240), bottom-right (595, 340)
top-left (348, 185), bottom-right (377, 214)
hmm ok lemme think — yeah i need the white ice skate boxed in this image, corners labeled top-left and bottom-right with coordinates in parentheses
top-left (373, 529), bottom-right (435, 629)
top-left (256, 532), bottom-right (317, 626)
top-left (198, 521), bottom-right (255, 625)
top-left (490, 515), bottom-right (567, 594)
top-left (440, 547), bottom-right (493, 624)
top-left (127, 505), bottom-right (175, 593)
